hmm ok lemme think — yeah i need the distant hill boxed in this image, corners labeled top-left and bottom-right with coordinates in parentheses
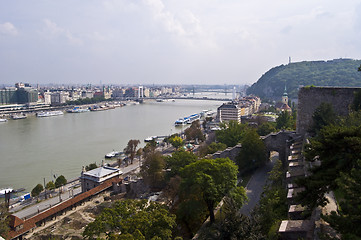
top-left (247, 59), bottom-right (361, 100)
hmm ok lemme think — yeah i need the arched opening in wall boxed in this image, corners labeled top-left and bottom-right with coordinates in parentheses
top-left (270, 151), bottom-right (279, 162)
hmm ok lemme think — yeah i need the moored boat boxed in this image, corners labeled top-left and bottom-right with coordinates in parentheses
top-left (0, 118), bottom-right (7, 122)
top-left (11, 113), bottom-right (27, 120)
top-left (0, 187), bottom-right (13, 197)
top-left (67, 107), bottom-right (90, 113)
top-left (37, 110), bottom-right (64, 117)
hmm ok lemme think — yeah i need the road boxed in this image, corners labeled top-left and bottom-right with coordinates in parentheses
top-left (11, 157), bottom-right (145, 220)
top-left (240, 158), bottom-right (276, 216)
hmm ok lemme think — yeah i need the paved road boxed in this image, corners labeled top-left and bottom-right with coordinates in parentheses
top-left (240, 158), bottom-right (276, 216)
top-left (11, 158), bottom-right (145, 220)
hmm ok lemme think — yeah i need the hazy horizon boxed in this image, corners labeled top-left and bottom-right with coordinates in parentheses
top-left (1, 1), bottom-right (361, 86)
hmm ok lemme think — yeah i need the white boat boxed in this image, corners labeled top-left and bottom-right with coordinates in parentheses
top-left (0, 187), bottom-right (13, 197)
top-left (144, 136), bottom-right (157, 142)
top-left (37, 110), bottom-right (64, 117)
top-left (67, 107), bottom-right (90, 113)
top-left (105, 150), bottom-right (121, 158)
top-left (0, 118), bottom-right (7, 122)
top-left (11, 114), bottom-right (27, 120)
top-left (175, 118), bottom-right (187, 126)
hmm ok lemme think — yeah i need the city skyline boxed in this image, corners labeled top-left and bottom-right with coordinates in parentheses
top-left (1, 0), bottom-right (361, 86)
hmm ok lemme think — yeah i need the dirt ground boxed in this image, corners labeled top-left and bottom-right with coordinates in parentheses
top-left (27, 192), bottom-right (112, 240)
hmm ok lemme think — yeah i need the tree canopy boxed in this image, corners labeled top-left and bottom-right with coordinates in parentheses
top-left (247, 59), bottom-right (361, 100)
top-left (83, 199), bottom-right (176, 240)
top-left (184, 120), bottom-right (205, 142)
top-left (55, 175), bottom-right (67, 188)
top-left (168, 135), bottom-right (184, 149)
top-left (236, 128), bottom-right (266, 174)
top-left (165, 150), bottom-right (198, 179)
top-left (308, 102), bottom-right (337, 136)
top-left (31, 183), bottom-right (44, 197)
top-left (140, 150), bottom-right (166, 190)
top-left (297, 112), bottom-right (361, 209)
top-left (215, 120), bottom-right (246, 147)
top-left (0, 203), bottom-right (9, 239)
top-left (297, 111), bottom-right (361, 238)
top-left (179, 158), bottom-right (246, 224)
top-left (124, 139), bottom-right (140, 164)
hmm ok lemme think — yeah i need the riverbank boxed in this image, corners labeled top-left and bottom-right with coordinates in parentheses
top-left (0, 99), bottom-right (224, 192)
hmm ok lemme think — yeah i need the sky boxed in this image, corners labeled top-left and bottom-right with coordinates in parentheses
top-left (1, 0), bottom-right (361, 86)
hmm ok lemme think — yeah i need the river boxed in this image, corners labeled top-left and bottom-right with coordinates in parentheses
top-left (0, 98), bottom-right (225, 192)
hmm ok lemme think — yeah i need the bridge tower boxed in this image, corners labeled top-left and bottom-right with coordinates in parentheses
top-left (138, 86), bottom-right (144, 99)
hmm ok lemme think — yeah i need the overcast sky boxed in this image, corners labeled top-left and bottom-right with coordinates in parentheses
top-left (1, 0), bottom-right (361, 86)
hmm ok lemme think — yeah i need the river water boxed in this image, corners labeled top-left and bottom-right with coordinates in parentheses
top-left (0, 98), bottom-right (225, 192)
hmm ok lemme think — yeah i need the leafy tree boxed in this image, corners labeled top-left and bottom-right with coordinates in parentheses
top-left (55, 175), bottom-right (67, 188)
top-left (198, 197), bottom-right (264, 240)
top-left (140, 151), bottom-right (165, 190)
top-left (168, 136), bottom-right (184, 149)
top-left (206, 142), bottom-right (227, 155)
top-left (179, 158), bottom-right (246, 224)
top-left (237, 128), bottom-right (266, 174)
top-left (216, 120), bottom-right (246, 147)
top-left (184, 120), bottom-right (205, 142)
top-left (0, 203), bottom-right (9, 239)
top-left (323, 160), bottom-right (361, 238)
top-left (124, 139), bottom-right (140, 165)
top-left (275, 111), bottom-right (294, 130)
top-left (45, 181), bottom-right (55, 190)
top-left (257, 122), bottom-right (276, 136)
top-left (308, 102), bottom-right (337, 136)
top-left (83, 199), bottom-right (176, 240)
top-left (165, 150), bottom-right (198, 179)
top-left (297, 114), bottom-right (361, 210)
top-left (31, 183), bottom-right (44, 197)
top-left (85, 163), bottom-right (98, 171)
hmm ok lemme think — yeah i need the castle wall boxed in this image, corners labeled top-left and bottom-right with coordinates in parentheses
top-left (297, 87), bottom-right (361, 136)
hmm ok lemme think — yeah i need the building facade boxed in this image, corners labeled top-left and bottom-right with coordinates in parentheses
top-left (80, 166), bottom-right (122, 192)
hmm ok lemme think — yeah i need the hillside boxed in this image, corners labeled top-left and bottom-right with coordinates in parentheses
top-left (247, 59), bottom-right (361, 100)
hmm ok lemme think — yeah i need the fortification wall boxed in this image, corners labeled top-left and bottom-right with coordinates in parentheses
top-left (297, 87), bottom-right (361, 136)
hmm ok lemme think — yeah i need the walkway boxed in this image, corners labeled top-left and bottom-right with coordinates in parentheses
top-left (240, 157), bottom-right (276, 215)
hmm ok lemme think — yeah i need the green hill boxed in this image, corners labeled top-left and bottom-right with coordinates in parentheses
top-left (247, 59), bottom-right (361, 100)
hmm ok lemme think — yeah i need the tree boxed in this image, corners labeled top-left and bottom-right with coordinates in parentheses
top-left (297, 113), bottom-right (361, 210)
top-left (206, 142), bottom-right (227, 155)
top-left (257, 122), bottom-right (276, 136)
top-left (83, 199), bottom-right (177, 240)
top-left (45, 181), bottom-right (55, 190)
top-left (168, 135), bottom-right (184, 149)
top-left (323, 160), bottom-right (361, 238)
top-left (55, 175), bottom-right (67, 188)
top-left (236, 128), bottom-right (266, 174)
top-left (85, 163), bottom-right (98, 171)
top-left (165, 150), bottom-right (197, 179)
top-left (215, 120), bottom-right (246, 147)
top-left (31, 183), bottom-right (44, 197)
top-left (124, 139), bottom-right (140, 165)
top-left (275, 111), bottom-right (294, 130)
top-left (0, 203), bottom-right (9, 239)
top-left (140, 151), bottom-right (165, 190)
top-left (308, 102), bottom-right (337, 136)
top-left (179, 158), bottom-right (246, 224)
top-left (184, 120), bottom-right (205, 142)
top-left (198, 197), bottom-right (264, 240)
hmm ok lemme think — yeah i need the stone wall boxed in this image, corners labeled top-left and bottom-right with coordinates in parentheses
top-left (297, 86), bottom-right (361, 136)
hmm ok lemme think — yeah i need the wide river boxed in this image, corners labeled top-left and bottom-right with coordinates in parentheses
top-left (0, 98), bottom-right (225, 192)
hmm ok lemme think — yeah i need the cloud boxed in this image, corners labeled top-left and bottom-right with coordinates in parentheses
top-left (0, 22), bottom-right (18, 36)
top-left (40, 19), bottom-right (83, 45)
